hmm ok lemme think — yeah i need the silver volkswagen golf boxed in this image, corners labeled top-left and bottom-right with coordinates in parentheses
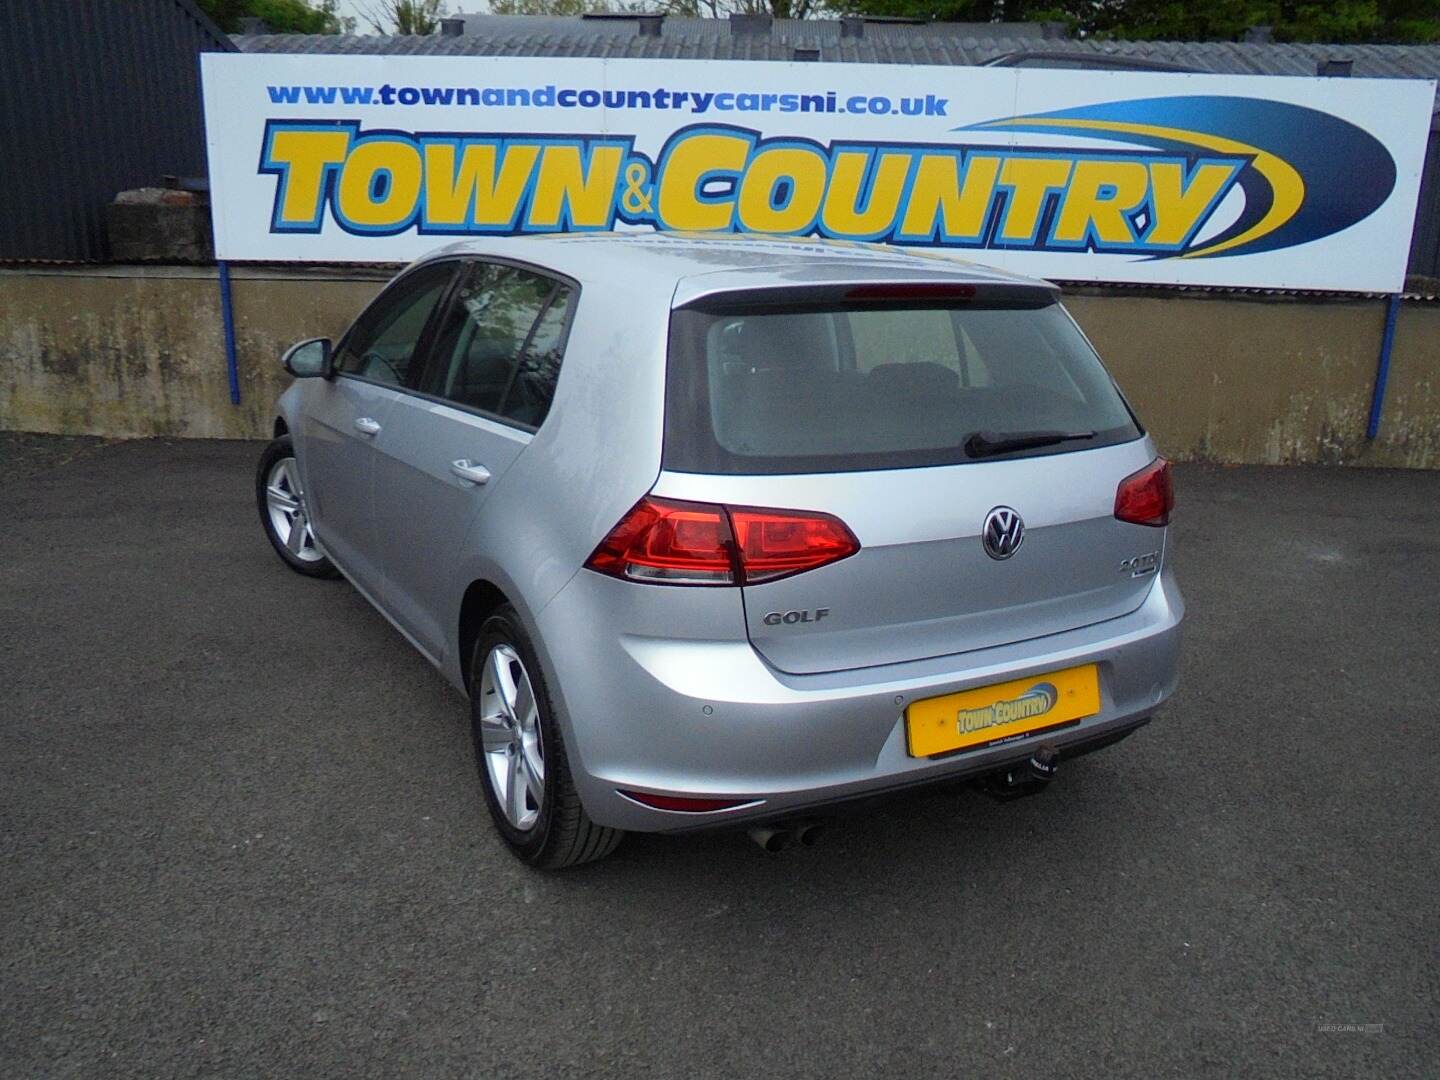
top-left (256, 233), bottom-right (1183, 868)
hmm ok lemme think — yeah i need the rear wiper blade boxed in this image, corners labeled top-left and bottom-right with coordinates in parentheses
top-left (963, 429), bottom-right (1096, 458)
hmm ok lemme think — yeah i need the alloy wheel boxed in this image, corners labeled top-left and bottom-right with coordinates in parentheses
top-left (264, 457), bottom-right (323, 563)
top-left (478, 644), bottom-right (546, 831)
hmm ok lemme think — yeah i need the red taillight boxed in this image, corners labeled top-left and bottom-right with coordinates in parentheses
top-left (1115, 457), bottom-right (1174, 527)
top-left (584, 497), bottom-right (737, 584)
top-left (728, 506), bottom-right (859, 583)
top-left (618, 790), bottom-right (755, 813)
top-left (585, 496), bottom-right (859, 586)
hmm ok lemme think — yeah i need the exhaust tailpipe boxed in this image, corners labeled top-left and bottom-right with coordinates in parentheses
top-left (748, 819), bottom-right (825, 852)
top-left (748, 826), bottom-right (792, 852)
top-left (794, 821), bottom-right (825, 847)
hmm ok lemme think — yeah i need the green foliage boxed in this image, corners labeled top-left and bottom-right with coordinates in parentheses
top-left (597, 0), bottom-right (831, 15)
top-left (358, 0), bottom-right (447, 34)
top-left (829, 0), bottom-right (1078, 20)
top-left (837, 0), bottom-right (1440, 42)
top-left (195, 0), bottom-right (345, 33)
top-left (490, 0), bottom-right (612, 13)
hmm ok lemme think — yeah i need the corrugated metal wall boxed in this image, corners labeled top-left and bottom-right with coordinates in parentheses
top-left (1408, 128), bottom-right (1440, 282)
top-left (0, 0), bottom-right (233, 262)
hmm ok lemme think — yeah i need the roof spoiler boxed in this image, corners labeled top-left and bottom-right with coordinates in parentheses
top-left (675, 279), bottom-right (1060, 311)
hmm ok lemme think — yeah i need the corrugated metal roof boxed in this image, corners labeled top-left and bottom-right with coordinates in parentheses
top-left (234, 29), bottom-right (1041, 67)
top-left (1038, 38), bottom-right (1440, 91)
top-left (235, 16), bottom-right (1440, 111)
top-left (0, 0), bottom-right (235, 262)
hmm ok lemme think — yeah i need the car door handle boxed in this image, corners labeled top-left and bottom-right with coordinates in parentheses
top-left (450, 460), bottom-right (492, 486)
top-left (353, 417), bottom-right (382, 436)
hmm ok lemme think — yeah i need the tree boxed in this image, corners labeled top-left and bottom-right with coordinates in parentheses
top-left (491, 0), bottom-right (613, 14)
top-left (656, 0), bottom-right (829, 17)
top-left (827, 0), bottom-right (1070, 21)
top-left (492, 0), bottom-right (833, 16)
top-left (1102, 1), bottom-right (1440, 42)
top-left (836, 0), bottom-right (1440, 42)
top-left (195, 0), bottom-right (350, 33)
top-left (356, 0), bottom-right (448, 34)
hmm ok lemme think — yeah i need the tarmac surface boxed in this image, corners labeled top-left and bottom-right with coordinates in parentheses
top-left (2, 433), bottom-right (1437, 1078)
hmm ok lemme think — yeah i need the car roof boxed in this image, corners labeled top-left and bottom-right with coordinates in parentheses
top-left (416, 231), bottom-right (1055, 302)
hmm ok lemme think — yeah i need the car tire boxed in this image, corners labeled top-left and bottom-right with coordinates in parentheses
top-left (255, 434), bottom-right (340, 579)
top-left (470, 606), bottom-right (623, 869)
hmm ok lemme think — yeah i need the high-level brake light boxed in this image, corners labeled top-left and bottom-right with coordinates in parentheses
top-left (845, 283), bottom-right (977, 301)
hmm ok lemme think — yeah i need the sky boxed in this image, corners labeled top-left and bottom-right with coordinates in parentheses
top-left (332, 1), bottom-right (475, 34)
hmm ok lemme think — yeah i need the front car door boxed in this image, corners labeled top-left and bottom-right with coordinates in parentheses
top-left (294, 260), bottom-right (457, 595)
top-left (369, 258), bottom-right (577, 662)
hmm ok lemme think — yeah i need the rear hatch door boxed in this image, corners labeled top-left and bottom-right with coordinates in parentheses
top-left (730, 446), bottom-right (1162, 674)
top-left (662, 279), bottom-right (1164, 675)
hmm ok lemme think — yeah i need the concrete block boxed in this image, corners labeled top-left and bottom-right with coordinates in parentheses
top-left (107, 188), bottom-right (214, 263)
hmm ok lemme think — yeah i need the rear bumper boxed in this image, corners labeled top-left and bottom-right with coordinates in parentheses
top-left (534, 567), bottom-right (1184, 833)
top-left (729, 713), bottom-right (1152, 831)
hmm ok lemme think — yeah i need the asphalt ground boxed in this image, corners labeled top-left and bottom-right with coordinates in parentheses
top-left (2, 434), bottom-right (1437, 1079)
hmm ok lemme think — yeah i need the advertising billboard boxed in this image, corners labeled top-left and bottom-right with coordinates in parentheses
top-left (201, 54), bottom-right (1435, 291)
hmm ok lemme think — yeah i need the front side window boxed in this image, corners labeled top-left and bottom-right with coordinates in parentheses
top-left (422, 262), bottom-right (574, 429)
top-left (666, 297), bottom-right (1140, 474)
top-left (335, 262), bottom-right (455, 387)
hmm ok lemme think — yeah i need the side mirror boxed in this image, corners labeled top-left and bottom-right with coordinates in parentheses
top-left (282, 337), bottom-right (332, 379)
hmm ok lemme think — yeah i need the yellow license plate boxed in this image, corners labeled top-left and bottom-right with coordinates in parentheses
top-left (905, 664), bottom-right (1100, 758)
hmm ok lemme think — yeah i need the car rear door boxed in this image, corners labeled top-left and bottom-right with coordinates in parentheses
top-left (296, 261), bottom-right (456, 593)
top-left (369, 259), bottom-right (577, 662)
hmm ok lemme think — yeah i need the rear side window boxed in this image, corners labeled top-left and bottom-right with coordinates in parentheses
top-left (421, 261), bottom-right (575, 429)
top-left (665, 298), bottom-right (1140, 474)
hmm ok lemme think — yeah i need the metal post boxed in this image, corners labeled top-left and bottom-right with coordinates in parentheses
top-left (1366, 293), bottom-right (1402, 440)
top-left (218, 260), bottom-right (241, 405)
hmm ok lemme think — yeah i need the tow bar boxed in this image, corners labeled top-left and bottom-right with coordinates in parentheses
top-left (978, 744), bottom-right (1060, 802)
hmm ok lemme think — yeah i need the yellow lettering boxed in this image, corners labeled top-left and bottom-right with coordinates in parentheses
top-left (1146, 161), bottom-right (1238, 247)
top-left (899, 154), bottom-right (998, 241)
top-left (336, 139), bottom-right (422, 229)
top-left (527, 145), bottom-right (625, 230)
top-left (998, 158), bottom-right (1073, 242)
top-left (1053, 160), bottom-right (1150, 246)
top-left (422, 142), bottom-right (539, 228)
top-left (656, 132), bottom-right (751, 231)
top-left (267, 129), bottom-right (351, 226)
top-left (737, 146), bottom-right (828, 234)
top-left (822, 151), bottom-right (911, 237)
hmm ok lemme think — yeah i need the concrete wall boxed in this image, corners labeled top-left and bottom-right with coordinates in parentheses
top-left (1066, 289), bottom-right (1440, 469)
top-left (2, 265), bottom-right (1437, 468)
top-left (0, 266), bottom-right (385, 440)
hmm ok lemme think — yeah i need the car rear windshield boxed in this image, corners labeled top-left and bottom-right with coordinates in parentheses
top-left (664, 295), bottom-right (1142, 474)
